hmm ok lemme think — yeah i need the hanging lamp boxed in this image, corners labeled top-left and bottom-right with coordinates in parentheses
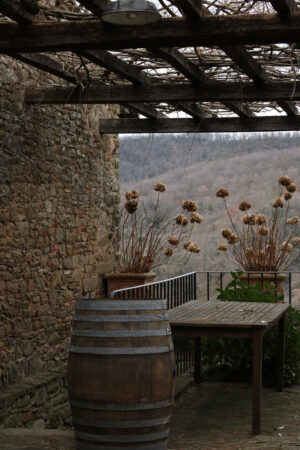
top-left (101, 0), bottom-right (161, 26)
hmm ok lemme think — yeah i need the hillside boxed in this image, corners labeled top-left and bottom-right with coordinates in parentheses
top-left (118, 134), bottom-right (300, 282)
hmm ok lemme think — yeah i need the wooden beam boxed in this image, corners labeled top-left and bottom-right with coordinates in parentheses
top-left (76, 0), bottom-right (108, 16)
top-left (150, 46), bottom-right (254, 118)
top-left (125, 103), bottom-right (165, 119)
top-left (0, 0), bottom-right (38, 24)
top-left (2, 13), bottom-right (300, 53)
top-left (98, 116), bottom-right (300, 133)
top-left (24, 82), bottom-right (300, 104)
top-left (174, 0), bottom-right (203, 18)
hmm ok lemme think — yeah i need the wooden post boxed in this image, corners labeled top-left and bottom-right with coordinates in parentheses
top-left (194, 337), bottom-right (202, 384)
top-left (276, 313), bottom-right (286, 392)
top-left (252, 331), bottom-right (263, 435)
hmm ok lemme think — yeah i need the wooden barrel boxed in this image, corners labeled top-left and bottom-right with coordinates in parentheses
top-left (67, 299), bottom-right (175, 450)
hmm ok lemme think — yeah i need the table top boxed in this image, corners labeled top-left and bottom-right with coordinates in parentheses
top-left (169, 300), bottom-right (289, 329)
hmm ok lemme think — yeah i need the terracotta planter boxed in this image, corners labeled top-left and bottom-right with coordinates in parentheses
top-left (105, 272), bottom-right (156, 297)
top-left (238, 272), bottom-right (285, 302)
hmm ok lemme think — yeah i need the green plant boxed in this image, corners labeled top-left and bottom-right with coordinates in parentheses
top-left (201, 272), bottom-right (300, 386)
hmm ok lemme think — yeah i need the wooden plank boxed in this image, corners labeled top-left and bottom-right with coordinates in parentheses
top-left (7, 52), bottom-right (85, 85)
top-left (24, 81), bottom-right (300, 104)
top-left (76, 0), bottom-right (108, 16)
top-left (2, 13), bottom-right (300, 53)
top-left (252, 330), bottom-right (263, 435)
top-left (0, 0), bottom-right (38, 24)
top-left (97, 117), bottom-right (300, 133)
top-left (125, 103), bottom-right (165, 119)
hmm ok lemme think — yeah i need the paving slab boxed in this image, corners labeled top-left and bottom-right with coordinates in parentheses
top-left (0, 381), bottom-right (299, 450)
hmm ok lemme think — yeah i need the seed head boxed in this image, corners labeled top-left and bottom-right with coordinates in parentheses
top-left (272, 198), bottom-right (284, 208)
top-left (216, 188), bottom-right (229, 198)
top-left (227, 233), bottom-right (239, 244)
top-left (182, 200), bottom-right (198, 212)
top-left (287, 216), bottom-right (299, 225)
top-left (221, 228), bottom-right (233, 239)
top-left (181, 217), bottom-right (189, 227)
top-left (164, 248), bottom-right (174, 257)
top-left (125, 191), bottom-right (132, 200)
top-left (256, 214), bottom-right (266, 225)
top-left (130, 189), bottom-right (140, 199)
top-left (292, 237), bottom-right (300, 245)
top-left (125, 200), bottom-right (138, 214)
top-left (245, 247), bottom-right (255, 257)
top-left (280, 242), bottom-right (293, 253)
top-left (257, 226), bottom-right (269, 236)
top-left (186, 242), bottom-right (201, 253)
top-left (284, 192), bottom-right (292, 201)
top-left (218, 243), bottom-right (227, 251)
top-left (278, 175), bottom-right (292, 187)
top-left (183, 241), bottom-right (193, 250)
top-left (243, 213), bottom-right (256, 226)
top-left (168, 236), bottom-right (179, 246)
top-left (239, 201), bottom-right (251, 211)
top-left (190, 213), bottom-right (203, 224)
top-left (154, 183), bottom-right (167, 192)
top-left (286, 183), bottom-right (297, 193)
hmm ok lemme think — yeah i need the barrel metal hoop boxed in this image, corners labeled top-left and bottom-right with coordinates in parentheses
top-left (72, 329), bottom-right (171, 338)
top-left (75, 429), bottom-right (169, 443)
top-left (76, 440), bottom-right (168, 450)
top-left (73, 415), bottom-right (171, 428)
top-left (69, 345), bottom-right (174, 355)
top-left (74, 313), bottom-right (169, 322)
top-left (76, 300), bottom-right (167, 311)
top-left (70, 399), bottom-right (172, 411)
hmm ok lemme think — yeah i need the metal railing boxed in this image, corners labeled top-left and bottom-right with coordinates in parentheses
top-left (110, 270), bottom-right (300, 375)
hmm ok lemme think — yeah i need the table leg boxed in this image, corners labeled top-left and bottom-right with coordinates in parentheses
top-left (276, 313), bottom-right (286, 392)
top-left (252, 331), bottom-right (262, 435)
top-left (194, 337), bottom-right (202, 384)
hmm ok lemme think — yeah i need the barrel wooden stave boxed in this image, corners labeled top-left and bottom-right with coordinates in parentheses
top-left (68, 299), bottom-right (174, 450)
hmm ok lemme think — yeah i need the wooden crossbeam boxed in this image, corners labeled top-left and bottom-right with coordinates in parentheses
top-left (2, 13), bottom-right (300, 53)
top-left (80, 51), bottom-right (206, 118)
top-left (24, 82), bottom-right (300, 104)
top-left (0, 0), bottom-right (38, 24)
top-left (151, 46), bottom-right (253, 118)
top-left (98, 116), bottom-right (300, 133)
top-left (197, 4), bottom-right (298, 116)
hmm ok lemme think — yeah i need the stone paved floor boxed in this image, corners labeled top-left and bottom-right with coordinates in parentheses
top-left (0, 381), bottom-right (299, 450)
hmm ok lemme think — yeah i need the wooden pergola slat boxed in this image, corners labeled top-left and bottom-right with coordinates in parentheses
top-left (98, 117), bottom-right (300, 133)
top-left (151, 46), bottom-right (254, 118)
top-left (0, 0), bottom-right (38, 24)
top-left (24, 82), bottom-right (300, 104)
top-left (2, 14), bottom-right (300, 53)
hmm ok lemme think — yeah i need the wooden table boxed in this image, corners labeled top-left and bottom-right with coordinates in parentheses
top-left (169, 300), bottom-right (289, 435)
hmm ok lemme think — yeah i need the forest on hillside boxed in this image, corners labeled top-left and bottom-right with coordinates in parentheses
top-left (118, 133), bottom-right (300, 304)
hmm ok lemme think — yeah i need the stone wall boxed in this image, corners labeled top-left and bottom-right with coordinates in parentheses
top-left (0, 56), bottom-right (120, 388)
top-left (0, 370), bottom-right (71, 429)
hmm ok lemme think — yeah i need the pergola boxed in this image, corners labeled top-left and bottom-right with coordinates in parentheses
top-left (2, 0), bottom-right (300, 133)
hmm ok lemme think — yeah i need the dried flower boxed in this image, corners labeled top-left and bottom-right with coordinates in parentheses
top-left (125, 191), bottom-right (132, 200)
top-left (286, 183), bottom-right (297, 193)
top-left (272, 198), bottom-right (284, 208)
top-left (280, 242), bottom-right (293, 253)
top-left (258, 226), bottom-right (269, 236)
top-left (278, 175), bottom-right (292, 187)
top-left (287, 216), bottom-right (299, 225)
top-left (216, 188), bottom-right (229, 198)
top-left (164, 248), bottom-right (173, 257)
top-left (130, 189), bottom-right (140, 199)
top-left (125, 200), bottom-right (138, 214)
top-left (284, 192), bottom-right (292, 201)
top-left (183, 241), bottom-right (193, 250)
top-left (182, 200), bottom-right (198, 212)
top-left (293, 237), bottom-right (300, 245)
top-left (239, 201), bottom-right (251, 211)
top-left (245, 247), bottom-right (255, 257)
top-left (221, 228), bottom-right (233, 239)
top-left (168, 236), bottom-right (179, 246)
top-left (181, 217), bottom-right (189, 227)
top-left (175, 214), bottom-right (184, 225)
top-left (186, 242), bottom-right (201, 253)
top-left (242, 213), bottom-right (256, 226)
top-left (256, 214), bottom-right (266, 225)
top-left (154, 183), bottom-right (167, 192)
top-left (227, 233), bottom-right (239, 244)
top-left (218, 243), bottom-right (227, 251)
top-left (191, 213), bottom-right (203, 224)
